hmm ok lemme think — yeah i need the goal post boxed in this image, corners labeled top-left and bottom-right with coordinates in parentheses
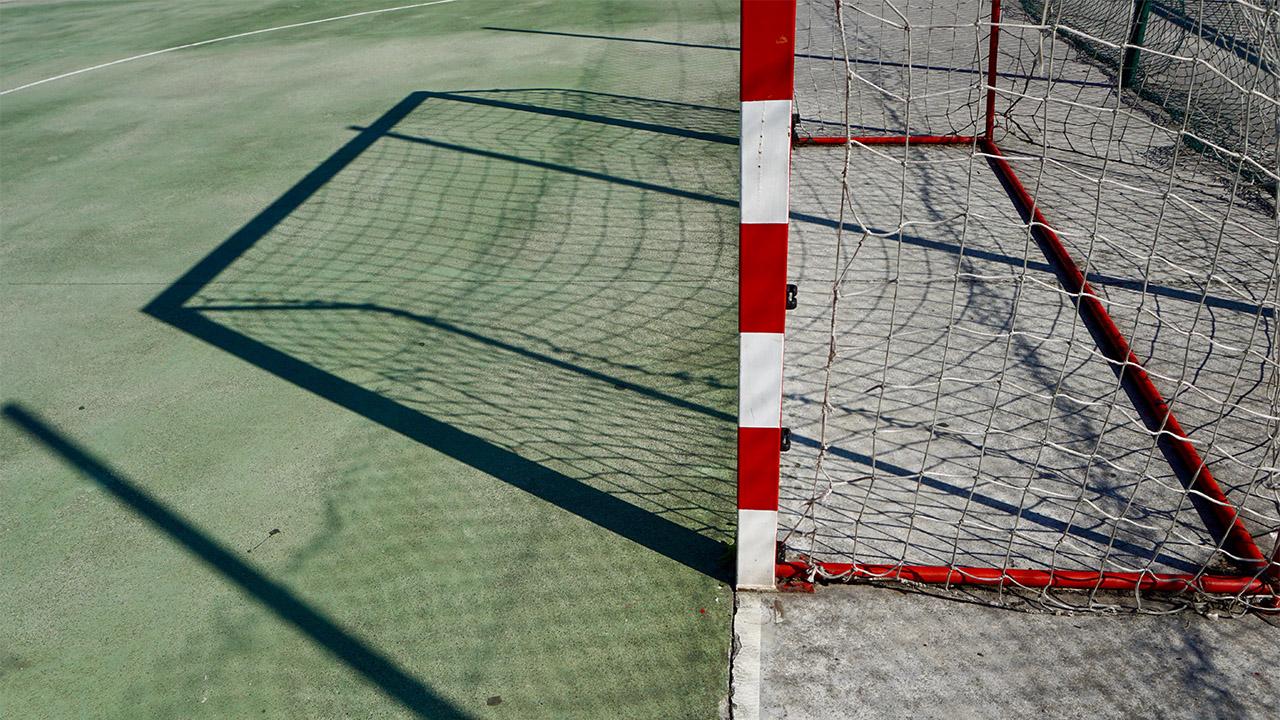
top-left (737, 0), bottom-right (1280, 610)
top-left (737, 0), bottom-right (797, 590)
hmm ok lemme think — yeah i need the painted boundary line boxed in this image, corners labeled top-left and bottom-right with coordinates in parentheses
top-left (736, 0), bottom-right (796, 591)
top-left (0, 0), bottom-right (460, 96)
top-left (730, 593), bottom-right (767, 720)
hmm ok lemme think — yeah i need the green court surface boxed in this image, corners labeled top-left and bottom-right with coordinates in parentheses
top-left (0, 1), bottom-right (738, 717)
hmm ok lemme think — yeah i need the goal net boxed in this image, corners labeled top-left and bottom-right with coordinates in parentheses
top-left (738, 0), bottom-right (1280, 611)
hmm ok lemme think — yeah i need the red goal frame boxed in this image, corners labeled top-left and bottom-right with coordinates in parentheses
top-left (735, 0), bottom-right (1279, 599)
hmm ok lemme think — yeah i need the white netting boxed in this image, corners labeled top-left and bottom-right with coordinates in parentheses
top-left (782, 0), bottom-right (1280, 611)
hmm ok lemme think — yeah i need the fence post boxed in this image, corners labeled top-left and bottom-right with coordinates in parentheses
top-left (1121, 0), bottom-right (1153, 87)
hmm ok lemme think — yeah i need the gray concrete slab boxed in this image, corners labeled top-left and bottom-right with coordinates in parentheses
top-left (744, 585), bottom-right (1280, 720)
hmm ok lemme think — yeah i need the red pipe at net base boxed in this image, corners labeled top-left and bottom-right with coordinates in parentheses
top-left (795, 134), bottom-right (978, 146)
top-left (980, 138), bottom-right (1274, 585)
top-left (777, 560), bottom-right (1272, 595)
top-left (777, 130), bottom-right (1279, 592)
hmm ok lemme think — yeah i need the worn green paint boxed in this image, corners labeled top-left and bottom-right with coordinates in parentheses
top-left (0, 1), bottom-right (738, 717)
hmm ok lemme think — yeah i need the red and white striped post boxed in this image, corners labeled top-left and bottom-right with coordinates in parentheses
top-left (737, 0), bottom-right (796, 590)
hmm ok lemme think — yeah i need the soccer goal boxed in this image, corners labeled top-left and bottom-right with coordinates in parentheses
top-left (736, 0), bottom-right (1280, 611)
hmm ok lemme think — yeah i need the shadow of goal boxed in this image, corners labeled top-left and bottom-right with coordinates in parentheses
top-left (147, 89), bottom-right (743, 585)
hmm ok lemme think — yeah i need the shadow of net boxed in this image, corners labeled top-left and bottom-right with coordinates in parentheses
top-left (177, 89), bottom-right (740, 559)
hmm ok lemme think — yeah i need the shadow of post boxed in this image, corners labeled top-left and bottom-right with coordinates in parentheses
top-left (2, 403), bottom-right (472, 720)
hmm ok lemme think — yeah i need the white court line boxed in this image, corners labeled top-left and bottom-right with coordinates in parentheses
top-left (0, 0), bottom-right (460, 96)
top-left (731, 593), bottom-right (766, 720)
